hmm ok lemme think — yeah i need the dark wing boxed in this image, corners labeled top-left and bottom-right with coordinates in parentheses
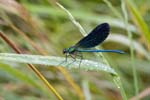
top-left (75, 23), bottom-right (110, 48)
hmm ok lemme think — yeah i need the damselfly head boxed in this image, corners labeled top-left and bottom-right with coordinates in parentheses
top-left (63, 48), bottom-right (67, 54)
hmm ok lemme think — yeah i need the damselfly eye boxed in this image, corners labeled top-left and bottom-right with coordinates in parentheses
top-left (63, 48), bottom-right (67, 54)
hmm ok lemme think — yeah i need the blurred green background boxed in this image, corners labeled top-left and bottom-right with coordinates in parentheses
top-left (0, 0), bottom-right (150, 100)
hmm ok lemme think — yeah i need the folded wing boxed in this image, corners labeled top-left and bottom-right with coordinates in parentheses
top-left (75, 23), bottom-right (110, 48)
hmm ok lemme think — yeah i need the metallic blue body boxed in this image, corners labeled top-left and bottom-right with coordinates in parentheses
top-left (77, 49), bottom-right (125, 54)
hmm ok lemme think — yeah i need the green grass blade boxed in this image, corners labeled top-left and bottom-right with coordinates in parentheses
top-left (126, 0), bottom-right (150, 42)
top-left (122, 0), bottom-right (138, 98)
top-left (0, 53), bottom-right (117, 75)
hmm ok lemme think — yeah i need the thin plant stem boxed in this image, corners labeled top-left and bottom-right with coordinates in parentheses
top-left (121, 0), bottom-right (138, 99)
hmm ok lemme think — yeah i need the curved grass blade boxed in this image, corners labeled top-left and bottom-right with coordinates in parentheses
top-left (0, 53), bottom-right (117, 75)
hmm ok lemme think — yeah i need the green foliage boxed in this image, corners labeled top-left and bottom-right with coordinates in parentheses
top-left (0, 0), bottom-right (150, 100)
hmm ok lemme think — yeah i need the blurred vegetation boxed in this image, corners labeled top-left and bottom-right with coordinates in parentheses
top-left (0, 0), bottom-right (150, 100)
